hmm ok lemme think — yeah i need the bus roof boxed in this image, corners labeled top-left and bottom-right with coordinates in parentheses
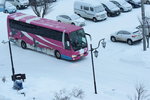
top-left (7, 12), bottom-right (82, 33)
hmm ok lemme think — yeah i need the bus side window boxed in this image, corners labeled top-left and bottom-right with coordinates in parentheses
top-left (84, 6), bottom-right (89, 11)
top-left (90, 7), bottom-right (93, 12)
top-left (65, 34), bottom-right (71, 50)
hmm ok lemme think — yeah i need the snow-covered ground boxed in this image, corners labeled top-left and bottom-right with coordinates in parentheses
top-left (0, 0), bottom-right (150, 100)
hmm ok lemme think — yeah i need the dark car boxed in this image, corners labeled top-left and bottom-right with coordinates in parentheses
top-left (126, 0), bottom-right (141, 8)
top-left (110, 0), bottom-right (132, 12)
top-left (101, 1), bottom-right (121, 17)
top-left (144, 0), bottom-right (150, 4)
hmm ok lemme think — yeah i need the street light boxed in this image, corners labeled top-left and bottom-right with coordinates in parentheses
top-left (85, 33), bottom-right (106, 94)
top-left (1, 40), bottom-right (26, 82)
top-left (90, 38), bottom-right (106, 94)
top-left (93, 39), bottom-right (106, 58)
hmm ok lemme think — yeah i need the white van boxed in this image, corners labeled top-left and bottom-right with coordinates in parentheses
top-left (74, 0), bottom-right (107, 22)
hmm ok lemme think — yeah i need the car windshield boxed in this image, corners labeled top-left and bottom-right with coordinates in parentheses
top-left (70, 14), bottom-right (80, 20)
top-left (105, 2), bottom-right (117, 9)
top-left (19, 0), bottom-right (27, 2)
top-left (132, 0), bottom-right (140, 2)
top-left (5, 2), bottom-right (13, 7)
top-left (69, 29), bottom-right (87, 51)
top-left (94, 5), bottom-right (105, 13)
top-left (119, 30), bottom-right (130, 35)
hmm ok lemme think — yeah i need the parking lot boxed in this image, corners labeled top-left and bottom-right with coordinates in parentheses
top-left (0, 0), bottom-right (150, 100)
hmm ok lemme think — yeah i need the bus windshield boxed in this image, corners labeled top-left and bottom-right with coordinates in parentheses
top-left (69, 29), bottom-right (87, 51)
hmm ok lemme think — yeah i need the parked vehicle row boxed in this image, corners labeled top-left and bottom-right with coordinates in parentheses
top-left (72, 0), bottom-right (136, 23)
top-left (56, 0), bottom-right (148, 30)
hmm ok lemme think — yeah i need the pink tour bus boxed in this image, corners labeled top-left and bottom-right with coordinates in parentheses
top-left (7, 12), bottom-right (88, 60)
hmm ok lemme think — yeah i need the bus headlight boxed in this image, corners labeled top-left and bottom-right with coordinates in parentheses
top-left (72, 55), bottom-right (77, 58)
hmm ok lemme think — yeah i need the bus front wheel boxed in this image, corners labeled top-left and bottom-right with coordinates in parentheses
top-left (21, 41), bottom-right (27, 49)
top-left (55, 50), bottom-right (61, 59)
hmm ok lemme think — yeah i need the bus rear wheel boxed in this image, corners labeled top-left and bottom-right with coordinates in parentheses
top-left (21, 41), bottom-right (27, 49)
top-left (55, 50), bottom-right (61, 59)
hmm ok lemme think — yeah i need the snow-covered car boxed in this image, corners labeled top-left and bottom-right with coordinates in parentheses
top-left (125, 0), bottom-right (141, 8)
top-left (110, 0), bottom-right (132, 12)
top-left (56, 14), bottom-right (85, 26)
top-left (4, 2), bottom-right (17, 14)
top-left (110, 30), bottom-right (143, 45)
top-left (101, 1), bottom-right (121, 17)
top-left (144, 0), bottom-right (150, 4)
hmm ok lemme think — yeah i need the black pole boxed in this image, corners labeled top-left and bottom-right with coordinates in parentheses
top-left (90, 44), bottom-right (97, 94)
top-left (8, 41), bottom-right (15, 78)
top-left (141, 0), bottom-right (146, 51)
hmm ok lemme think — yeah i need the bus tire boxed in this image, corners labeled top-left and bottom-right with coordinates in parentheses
top-left (21, 41), bottom-right (27, 49)
top-left (71, 23), bottom-right (75, 25)
top-left (55, 50), bottom-right (61, 59)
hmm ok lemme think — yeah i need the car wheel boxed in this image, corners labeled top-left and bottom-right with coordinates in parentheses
top-left (55, 50), bottom-right (61, 59)
top-left (5, 10), bottom-right (8, 13)
top-left (107, 13), bottom-right (110, 17)
top-left (93, 17), bottom-right (97, 22)
top-left (120, 8), bottom-right (124, 12)
top-left (71, 23), bottom-right (75, 25)
top-left (127, 39), bottom-right (133, 45)
top-left (21, 41), bottom-right (27, 49)
top-left (111, 36), bottom-right (116, 42)
top-left (58, 20), bottom-right (61, 22)
top-left (16, 6), bottom-right (20, 9)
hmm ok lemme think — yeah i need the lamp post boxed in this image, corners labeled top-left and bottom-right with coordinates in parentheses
top-left (141, 0), bottom-right (147, 51)
top-left (2, 40), bottom-right (26, 82)
top-left (2, 40), bottom-right (15, 78)
top-left (8, 41), bottom-right (15, 78)
top-left (90, 38), bottom-right (106, 94)
top-left (88, 37), bottom-right (106, 94)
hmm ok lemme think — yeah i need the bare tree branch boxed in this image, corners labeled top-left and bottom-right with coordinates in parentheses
top-left (29, 0), bottom-right (54, 18)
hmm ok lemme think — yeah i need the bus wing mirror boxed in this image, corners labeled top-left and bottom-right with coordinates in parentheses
top-left (85, 33), bottom-right (92, 41)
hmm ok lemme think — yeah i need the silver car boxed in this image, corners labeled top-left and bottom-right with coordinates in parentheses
top-left (110, 30), bottom-right (143, 45)
top-left (56, 14), bottom-right (85, 26)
